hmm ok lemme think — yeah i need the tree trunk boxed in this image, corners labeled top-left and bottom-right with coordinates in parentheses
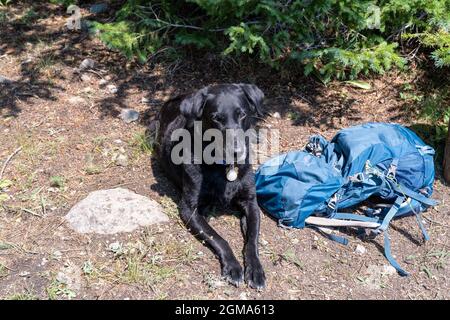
top-left (443, 119), bottom-right (450, 184)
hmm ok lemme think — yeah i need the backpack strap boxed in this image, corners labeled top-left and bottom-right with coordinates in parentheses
top-left (307, 225), bottom-right (349, 245)
top-left (383, 229), bottom-right (409, 276)
top-left (376, 196), bottom-right (405, 232)
top-left (391, 183), bottom-right (438, 207)
top-left (375, 196), bottom-right (411, 276)
top-left (415, 212), bottom-right (430, 241)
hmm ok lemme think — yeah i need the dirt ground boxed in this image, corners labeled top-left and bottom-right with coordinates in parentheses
top-left (0, 2), bottom-right (449, 300)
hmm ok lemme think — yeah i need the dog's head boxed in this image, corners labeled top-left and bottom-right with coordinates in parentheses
top-left (180, 83), bottom-right (264, 163)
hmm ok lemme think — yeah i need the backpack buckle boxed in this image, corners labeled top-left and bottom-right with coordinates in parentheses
top-left (327, 193), bottom-right (339, 213)
top-left (305, 136), bottom-right (323, 157)
top-left (386, 159), bottom-right (398, 181)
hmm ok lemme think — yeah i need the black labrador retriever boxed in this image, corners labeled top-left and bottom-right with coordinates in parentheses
top-left (153, 83), bottom-right (266, 289)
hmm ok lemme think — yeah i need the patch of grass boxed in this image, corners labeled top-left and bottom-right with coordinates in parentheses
top-left (130, 131), bottom-right (153, 156)
top-left (159, 196), bottom-right (179, 220)
top-left (16, 134), bottom-right (42, 165)
top-left (84, 165), bottom-right (102, 175)
top-left (37, 54), bottom-right (56, 72)
top-left (49, 176), bottom-right (65, 189)
top-left (19, 7), bottom-right (40, 25)
top-left (0, 10), bottom-right (9, 25)
top-left (287, 111), bottom-right (301, 122)
top-left (92, 136), bottom-right (107, 149)
top-left (6, 291), bottom-right (38, 300)
top-left (0, 263), bottom-right (9, 278)
top-left (426, 249), bottom-right (449, 270)
top-left (0, 179), bottom-right (12, 203)
top-left (280, 249), bottom-right (304, 270)
top-left (83, 153), bottom-right (103, 175)
top-left (119, 254), bottom-right (176, 287)
top-left (0, 0), bottom-right (12, 8)
top-left (46, 279), bottom-right (76, 300)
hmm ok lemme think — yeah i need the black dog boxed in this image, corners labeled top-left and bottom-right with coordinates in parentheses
top-left (153, 83), bottom-right (266, 289)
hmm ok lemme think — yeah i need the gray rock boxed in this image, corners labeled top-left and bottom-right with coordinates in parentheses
top-left (90, 3), bottom-right (109, 14)
top-left (0, 75), bottom-right (12, 84)
top-left (99, 78), bottom-right (108, 87)
top-left (80, 74), bottom-right (91, 82)
top-left (68, 96), bottom-right (86, 105)
top-left (79, 58), bottom-right (95, 71)
top-left (355, 244), bottom-right (366, 254)
top-left (272, 112), bottom-right (281, 119)
top-left (114, 153), bottom-right (128, 167)
top-left (119, 108), bottom-right (139, 123)
top-left (65, 188), bottom-right (169, 234)
top-left (107, 84), bottom-right (118, 94)
top-left (20, 58), bottom-right (33, 65)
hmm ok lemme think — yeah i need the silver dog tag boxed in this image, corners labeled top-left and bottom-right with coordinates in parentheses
top-left (226, 167), bottom-right (238, 181)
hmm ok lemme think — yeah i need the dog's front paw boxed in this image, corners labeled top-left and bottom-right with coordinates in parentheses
top-left (245, 261), bottom-right (266, 290)
top-left (222, 261), bottom-right (244, 287)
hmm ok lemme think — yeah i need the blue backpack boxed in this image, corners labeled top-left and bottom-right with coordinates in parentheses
top-left (255, 123), bottom-right (438, 276)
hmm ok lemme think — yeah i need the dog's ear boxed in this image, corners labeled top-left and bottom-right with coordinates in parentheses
top-left (238, 83), bottom-right (264, 117)
top-left (180, 87), bottom-right (209, 120)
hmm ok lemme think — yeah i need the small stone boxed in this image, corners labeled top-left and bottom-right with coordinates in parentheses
top-left (355, 244), bottom-right (366, 254)
top-left (19, 271), bottom-right (31, 277)
top-left (80, 74), bottom-right (91, 82)
top-left (114, 139), bottom-right (122, 144)
top-left (239, 292), bottom-right (248, 300)
top-left (56, 272), bottom-right (69, 284)
top-left (79, 58), bottom-right (95, 70)
top-left (141, 97), bottom-right (149, 104)
top-left (90, 3), bottom-right (109, 14)
top-left (382, 265), bottom-right (397, 276)
top-left (107, 84), bottom-right (118, 94)
top-left (115, 154), bottom-right (128, 167)
top-left (291, 238), bottom-right (299, 245)
top-left (272, 112), bottom-right (281, 119)
top-left (109, 242), bottom-right (122, 254)
top-left (99, 79), bottom-right (108, 87)
top-left (52, 250), bottom-right (63, 260)
top-left (68, 96), bottom-right (86, 105)
top-left (41, 258), bottom-right (48, 266)
top-left (119, 108), bottom-right (139, 123)
top-left (20, 58), bottom-right (33, 65)
top-left (260, 239), bottom-right (268, 246)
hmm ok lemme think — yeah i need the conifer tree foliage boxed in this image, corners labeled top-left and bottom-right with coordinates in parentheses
top-left (86, 0), bottom-right (450, 82)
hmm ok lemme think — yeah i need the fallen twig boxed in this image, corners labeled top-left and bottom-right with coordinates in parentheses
top-left (21, 208), bottom-right (43, 218)
top-left (0, 146), bottom-right (22, 179)
top-left (423, 215), bottom-right (450, 228)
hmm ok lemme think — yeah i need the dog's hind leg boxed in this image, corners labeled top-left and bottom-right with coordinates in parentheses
top-left (179, 197), bottom-right (244, 287)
